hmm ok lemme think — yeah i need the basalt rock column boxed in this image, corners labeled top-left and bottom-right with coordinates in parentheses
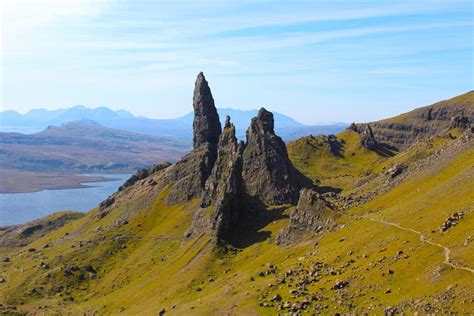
top-left (187, 116), bottom-right (244, 239)
top-left (164, 72), bottom-right (222, 204)
top-left (193, 72), bottom-right (222, 149)
top-left (242, 108), bottom-right (304, 205)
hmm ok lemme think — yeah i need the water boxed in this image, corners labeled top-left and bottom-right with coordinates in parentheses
top-left (0, 174), bottom-right (131, 226)
top-left (0, 126), bottom-right (44, 134)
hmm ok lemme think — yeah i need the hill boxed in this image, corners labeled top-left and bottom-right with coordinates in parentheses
top-left (0, 122), bottom-right (187, 193)
top-left (0, 75), bottom-right (472, 315)
top-left (0, 121), bottom-right (187, 174)
top-left (354, 91), bottom-right (474, 150)
top-left (288, 91), bottom-right (473, 192)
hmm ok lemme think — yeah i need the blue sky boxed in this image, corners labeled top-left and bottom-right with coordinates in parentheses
top-left (1, 0), bottom-right (472, 124)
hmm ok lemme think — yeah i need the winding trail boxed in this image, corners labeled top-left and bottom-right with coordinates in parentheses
top-left (364, 216), bottom-right (474, 274)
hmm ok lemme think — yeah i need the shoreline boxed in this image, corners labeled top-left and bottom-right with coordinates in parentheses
top-left (0, 170), bottom-right (124, 194)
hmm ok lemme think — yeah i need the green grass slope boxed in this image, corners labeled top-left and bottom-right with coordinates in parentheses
top-left (1, 132), bottom-right (472, 314)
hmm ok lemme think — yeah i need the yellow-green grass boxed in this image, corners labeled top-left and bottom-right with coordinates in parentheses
top-left (1, 136), bottom-right (473, 314)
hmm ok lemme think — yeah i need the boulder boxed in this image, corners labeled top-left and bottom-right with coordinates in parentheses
top-left (277, 188), bottom-right (335, 244)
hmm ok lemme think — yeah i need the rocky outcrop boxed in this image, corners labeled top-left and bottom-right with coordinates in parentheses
top-left (163, 73), bottom-right (222, 204)
top-left (353, 91), bottom-right (474, 150)
top-left (349, 123), bottom-right (379, 151)
top-left (439, 211), bottom-right (464, 232)
top-left (193, 72), bottom-right (222, 149)
top-left (0, 212), bottom-right (85, 247)
top-left (98, 73), bottom-right (316, 242)
top-left (187, 116), bottom-right (244, 239)
top-left (277, 188), bottom-right (335, 245)
top-left (242, 108), bottom-right (307, 205)
top-left (449, 115), bottom-right (471, 129)
top-left (119, 162), bottom-right (171, 191)
top-left (164, 144), bottom-right (217, 204)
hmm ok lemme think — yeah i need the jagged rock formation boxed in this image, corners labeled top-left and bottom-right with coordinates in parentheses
top-left (354, 91), bottom-right (473, 150)
top-left (95, 73), bottom-right (314, 241)
top-left (193, 72), bottom-right (222, 149)
top-left (277, 188), bottom-right (335, 245)
top-left (348, 123), bottom-right (396, 157)
top-left (163, 144), bottom-right (218, 204)
top-left (162, 73), bottom-right (222, 204)
top-left (119, 162), bottom-right (171, 191)
top-left (186, 104), bottom-right (313, 239)
top-left (242, 108), bottom-right (307, 205)
top-left (449, 115), bottom-right (471, 129)
top-left (349, 123), bottom-right (379, 151)
top-left (187, 116), bottom-right (244, 239)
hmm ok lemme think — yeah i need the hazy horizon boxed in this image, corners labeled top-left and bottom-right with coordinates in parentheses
top-left (1, 0), bottom-right (472, 125)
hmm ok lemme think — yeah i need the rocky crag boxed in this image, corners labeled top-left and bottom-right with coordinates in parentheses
top-left (96, 72), bottom-right (330, 243)
top-left (181, 74), bottom-right (328, 241)
top-left (351, 91), bottom-right (474, 151)
top-left (276, 188), bottom-right (337, 245)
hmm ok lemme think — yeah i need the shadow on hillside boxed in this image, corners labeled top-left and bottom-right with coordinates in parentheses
top-left (314, 186), bottom-right (342, 194)
top-left (226, 196), bottom-right (289, 249)
top-left (373, 143), bottom-right (398, 158)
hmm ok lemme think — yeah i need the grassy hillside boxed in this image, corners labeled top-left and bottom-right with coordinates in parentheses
top-left (1, 131), bottom-right (472, 314)
top-left (288, 128), bottom-right (458, 193)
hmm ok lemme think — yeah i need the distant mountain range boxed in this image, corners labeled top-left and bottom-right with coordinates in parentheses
top-left (0, 105), bottom-right (347, 141)
top-left (0, 121), bottom-right (187, 175)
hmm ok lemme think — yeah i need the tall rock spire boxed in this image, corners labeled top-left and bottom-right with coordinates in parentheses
top-left (163, 72), bottom-right (221, 204)
top-left (193, 72), bottom-right (222, 149)
top-left (242, 108), bottom-right (305, 205)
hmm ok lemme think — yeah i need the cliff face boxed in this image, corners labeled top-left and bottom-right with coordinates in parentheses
top-left (161, 73), bottom-right (222, 205)
top-left (192, 72), bottom-right (222, 149)
top-left (242, 108), bottom-right (305, 205)
top-left (187, 116), bottom-right (244, 239)
top-left (352, 91), bottom-right (474, 151)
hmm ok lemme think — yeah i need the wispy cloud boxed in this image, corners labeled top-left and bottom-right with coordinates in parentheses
top-left (1, 0), bottom-right (472, 123)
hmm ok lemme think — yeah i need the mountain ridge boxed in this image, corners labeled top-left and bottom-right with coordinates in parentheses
top-left (0, 105), bottom-right (346, 141)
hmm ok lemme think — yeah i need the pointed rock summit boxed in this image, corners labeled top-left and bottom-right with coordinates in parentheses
top-left (193, 72), bottom-right (222, 149)
top-left (163, 72), bottom-right (221, 204)
top-left (164, 75), bottom-right (313, 241)
top-left (242, 108), bottom-right (306, 205)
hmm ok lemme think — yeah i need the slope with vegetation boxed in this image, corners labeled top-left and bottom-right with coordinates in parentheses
top-left (0, 77), bottom-right (472, 315)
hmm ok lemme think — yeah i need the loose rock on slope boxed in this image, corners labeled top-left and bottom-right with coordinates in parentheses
top-left (277, 188), bottom-right (336, 244)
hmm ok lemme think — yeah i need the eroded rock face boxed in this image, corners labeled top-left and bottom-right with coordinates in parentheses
top-left (242, 108), bottom-right (305, 205)
top-left (277, 188), bottom-right (334, 245)
top-left (349, 123), bottom-right (379, 151)
top-left (449, 115), bottom-right (471, 129)
top-left (164, 144), bottom-right (218, 204)
top-left (164, 73), bottom-right (222, 204)
top-left (352, 92), bottom-right (474, 150)
top-left (193, 72), bottom-right (222, 149)
top-left (187, 117), bottom-right (244, 239)
top-left (119, 162), bottom-right (171, 192)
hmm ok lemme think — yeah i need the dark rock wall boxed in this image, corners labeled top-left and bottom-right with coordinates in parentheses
top-left (242, 108), bottom-right (304, 205)
top-left (193, 72), bottom-right (222, 149)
